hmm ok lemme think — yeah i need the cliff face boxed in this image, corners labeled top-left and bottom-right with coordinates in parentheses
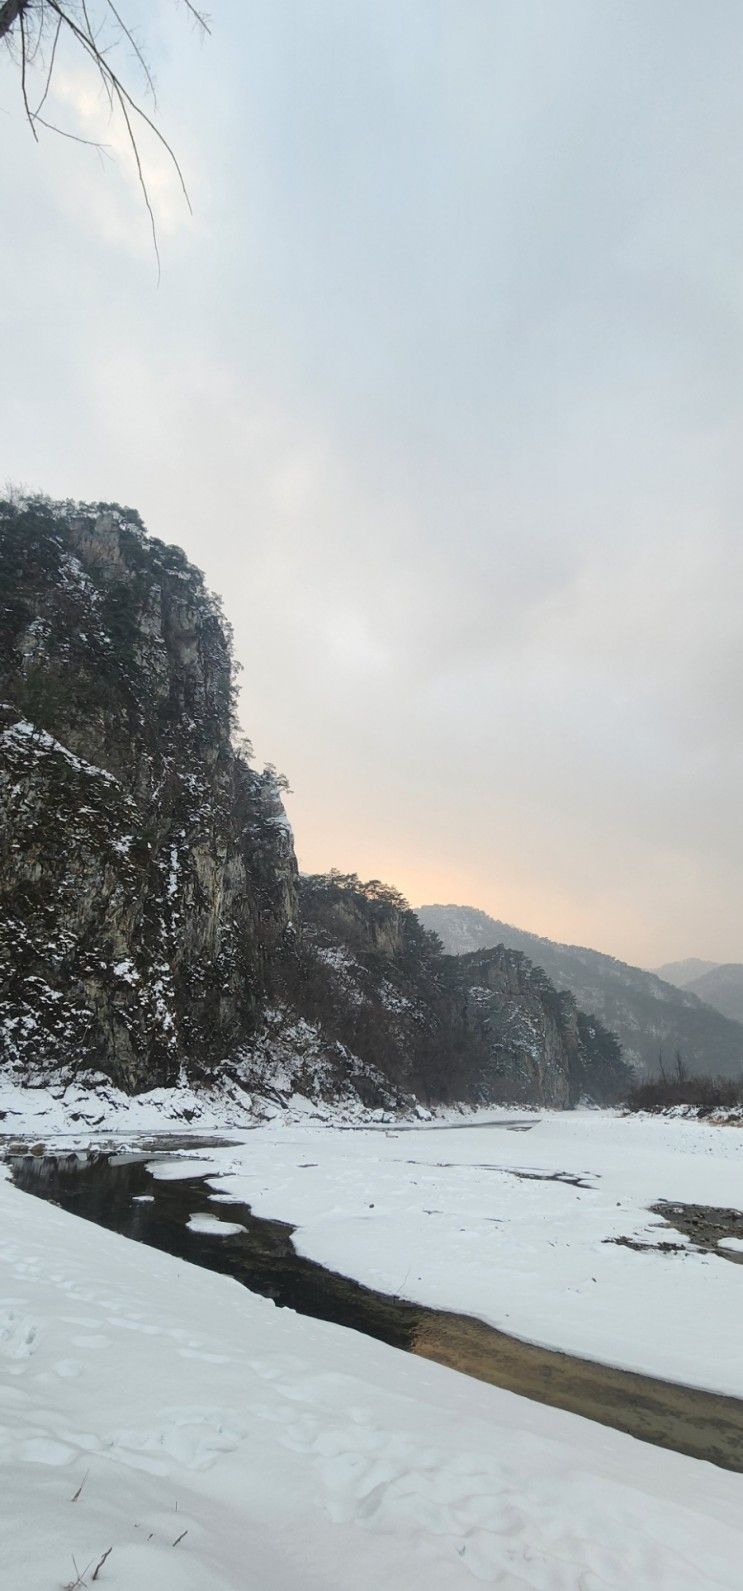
top-left (418, 904), bottom-right (743, 1080)
top-left (0, 497), bottom-right (296, 1089)
top-left (459, 947), bottom-right (627, 1107)
top-left (1, 497), bottom-right (628, 1112)
top-left (277, 872), bottom-right (467, 1104)
top-left (274, 874), bottom-right (630, 1108)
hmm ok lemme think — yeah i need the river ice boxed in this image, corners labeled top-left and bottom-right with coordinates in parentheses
top-left (186, 1109), bottom-right (743, 1397)
top-left (1, 1149), bottom-right (743, 1590)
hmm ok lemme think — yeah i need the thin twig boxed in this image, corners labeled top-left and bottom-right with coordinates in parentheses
top-left (105, 0), bottom-right (156, 103)
top-left (32, 11), bottom-right (61, 118)
top-left (10, 0), bottom-right (208, 270)
top-left (18, 5), bottom-right (38, 140)
top-left (181, 1), bottom-right (211, 33)
top-left (65, 1556), bottom-right (92, 1591)
top-left (112, 76), bottom-right (160, 280)
top-left (35, 112), bottom-right (108, 148)
top-left (46, 1), bottom-right (192, 206)
top-left (79, 0), bottom-right (97, 45)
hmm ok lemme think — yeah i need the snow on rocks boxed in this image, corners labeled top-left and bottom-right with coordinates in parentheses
top-left (1, 1164), bottom-right (742, 1590)
top-left (0, 714), bottom-right (120, 785)
top-left (186, 1213), bottom-right (246, 1237)
top-left (148, 1159), bottom-right (220, 1182)
top-left (0, 1066), bottom-right (398, 1141)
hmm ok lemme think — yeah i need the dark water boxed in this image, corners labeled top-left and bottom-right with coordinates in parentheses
top-left (9, 1148), bottom-right (425, 1351)
top-left (9, 1147), bottom-right (743, 1473)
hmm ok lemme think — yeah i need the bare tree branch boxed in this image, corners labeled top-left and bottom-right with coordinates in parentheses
top-left (0, 1), bottom-right (29, 47)
top-left (18, 4), bottom-right (39, 139)
top-left (44, 0), bottom-right (193, 205)
top-left (112, 75), bottom-right (161, 280)
top-left (105, 0), bottom-right (156, 104)
top-left (33, 9), bottom-right (60, 117)
top-left (34, 111), bottom-right (108, 150)
top-left (2, 1), bottom-right (209, 266)
top-left (181, 2), bottom-right (210, 35)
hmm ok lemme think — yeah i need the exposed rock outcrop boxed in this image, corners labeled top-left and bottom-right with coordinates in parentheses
top-left (0, 497), bottom-right (295, 1089)
top-left (459, 946), bottom-right (627, 1107)
top-left (1, 496), bottom-right (630, 1111)
top-left (269, 873), bottom-right (630, 1107)
top-left (419, 904), bottom-right (743, 1081)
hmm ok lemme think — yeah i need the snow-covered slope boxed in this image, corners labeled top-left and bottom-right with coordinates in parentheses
top-left (2, 1161), bottom-right (742, 1590)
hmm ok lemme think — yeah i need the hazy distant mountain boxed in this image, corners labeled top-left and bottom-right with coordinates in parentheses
top-left (417, 905), bottom-right (743, 1079)
top-left (683, 965), bottom-right (743, 1026)
top-left (654, 959), bottom-right (743, 1025)
top-left (654, 958), bottom-right (720, 989)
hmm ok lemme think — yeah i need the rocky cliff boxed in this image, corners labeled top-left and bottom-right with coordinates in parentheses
top-left (418, 904), bottom-right (743, 1080)
top-left (1, 496), bottom-right (629, 1113)
top-left (0, 496), bottom-right (296, 1089)
top-left (270, 873), bottom-right (630, 1108)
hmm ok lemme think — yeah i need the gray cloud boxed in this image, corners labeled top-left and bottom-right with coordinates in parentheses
top-left (1, 0), bottom-right (742, 965)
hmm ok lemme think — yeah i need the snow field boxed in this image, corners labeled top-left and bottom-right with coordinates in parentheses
top-left (187, 1109), bottom-right (743, 1396)
top-left (1, 1164), bottom-right (743, 1590)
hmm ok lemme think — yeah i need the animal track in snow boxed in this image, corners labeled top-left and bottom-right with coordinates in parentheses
top-left (0, 1310), bottom-right (39, 1360)
top-left (104, 1406), bottom-right (248, 1474)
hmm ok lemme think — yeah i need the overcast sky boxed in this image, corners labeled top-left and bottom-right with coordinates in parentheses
top-left (2, 0), bottom-right (742, 967)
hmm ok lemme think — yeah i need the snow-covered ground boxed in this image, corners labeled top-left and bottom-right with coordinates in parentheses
top-left (2, 1159), bottom-right (743, 1590)
top-left (0, 1074), bottom-right (400, 1134)
top-left (146, 1108), bottom-right (743, 1398)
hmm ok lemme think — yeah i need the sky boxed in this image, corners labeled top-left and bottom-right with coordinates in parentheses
top-left (1, 0), bottom-right (742, 969)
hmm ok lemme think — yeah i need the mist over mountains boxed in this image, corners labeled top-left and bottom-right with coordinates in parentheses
top-left (418, 906), bottom-right (743, 1080)
top-left (656, 961), bottom-right (743, 1027)
top-left (654, 959), bottom-right (719, 988)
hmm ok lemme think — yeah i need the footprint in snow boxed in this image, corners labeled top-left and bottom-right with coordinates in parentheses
top-left (105, 1408), bottom-right (248, 1474)
top-left (0, 1310), bottom-right (39, 1360)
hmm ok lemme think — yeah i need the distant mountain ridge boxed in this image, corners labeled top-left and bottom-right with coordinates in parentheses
top-left (653, 958), bottom-right (743, 1026)
top-left (680, 965), bottom-right (743, 1027)
top-left (653, 958), bottom-right (720, 989)
top-left (417, 905), bottom-right (743, 1079)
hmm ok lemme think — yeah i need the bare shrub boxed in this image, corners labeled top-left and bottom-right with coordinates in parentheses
top-left (625, 1074), bottom-right (743, 1114)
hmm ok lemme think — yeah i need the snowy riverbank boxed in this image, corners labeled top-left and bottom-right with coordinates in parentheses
top-left (139, 1108), bottom-right (743, 1398)
top-left (2, 1158), bottom-right (743, 1590)
top-left (3, 1097), bottom-right (742, 1394)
